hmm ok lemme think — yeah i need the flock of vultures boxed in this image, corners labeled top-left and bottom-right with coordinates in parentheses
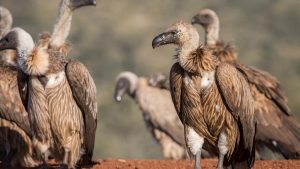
top-left (0, 0), bottom-right (300, 169)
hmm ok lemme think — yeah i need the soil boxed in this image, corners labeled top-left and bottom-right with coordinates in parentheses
top-left (1, 159), bottom-right (300, 169)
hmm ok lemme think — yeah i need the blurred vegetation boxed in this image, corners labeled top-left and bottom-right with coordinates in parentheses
top-left (1, 0), bottom-right (300, 159)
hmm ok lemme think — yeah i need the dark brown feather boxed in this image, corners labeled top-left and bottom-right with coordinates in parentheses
top-left (65, 60), bottom-right (97, 165)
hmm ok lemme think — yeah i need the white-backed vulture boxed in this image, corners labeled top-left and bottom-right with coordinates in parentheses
top-left (0, 6), bottom-right (38, 167)
top-left (152, 21), bottom-right (256, 169)
top-left (114, 72), bottom-right (188, 159)
top-left (0, 0), bottom-right (97, 168)
top-left (192, 8), bottom-right (300, 159)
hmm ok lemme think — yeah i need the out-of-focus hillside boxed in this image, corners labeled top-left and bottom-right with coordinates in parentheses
top-left (1, 0), bottom-right (300, 159)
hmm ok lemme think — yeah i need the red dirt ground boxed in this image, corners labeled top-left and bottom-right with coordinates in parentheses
top-left (2, 159), bottom-right (300, 169)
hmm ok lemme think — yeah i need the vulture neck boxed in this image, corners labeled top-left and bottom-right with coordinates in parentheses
top-left (205, 23), bottom-right (219, 46)
top-left (177, 35), bottom-right (217, 74)
top-left (50, 0), bottom-right (72, 48)
top-left (16, 37), bottom-right (35, 64)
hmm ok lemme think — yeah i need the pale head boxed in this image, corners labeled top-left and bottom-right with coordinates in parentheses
top-left (0, 27), bottom-right (34, 51)
top-left (114, 72), bottom-right (139, 102)
top-left (0, 6), bottom-right (13, 38)
top-left (152, 20), bottom-right (199, 49)
top-left (191, 9), bottom-right (219, 29)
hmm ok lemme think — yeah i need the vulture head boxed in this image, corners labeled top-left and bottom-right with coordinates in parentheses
top-left (114, 72), bottom-right (139, 102)
top-left (191, 9), bottom-right (219, 29)
top-left (191, 9), bottom-right (219, 46)
top-left (69, 0), bottom-right (96, 10)
top-left (0, 27), bottom-right (34, 51)
top-left (152, 20), bottom-right (199, 50)
top-left (0, 6), bottom-right (13, 38)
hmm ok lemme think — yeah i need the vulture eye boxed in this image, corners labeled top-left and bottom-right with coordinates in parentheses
top-left (171, 31), bottom-right (177, 35)
top-left (4, 37), bottom-right (9, 42)
top-left (203, 14), bottom-right (210, 19)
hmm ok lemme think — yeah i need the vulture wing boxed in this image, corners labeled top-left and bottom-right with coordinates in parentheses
top-left (216, 63), bottom-right (256, 164)
top-left (234, 62), bottom-right (290, 115)
top-left (65, 60), bottom-right (97, 164)
top-left (138, 85), bottom-right (185, 146)
top-left (169, 62), bottom-right (184, 118)
top-left (0, 63), bottom-right (31, 136)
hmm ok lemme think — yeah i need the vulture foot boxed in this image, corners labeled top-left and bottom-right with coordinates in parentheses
top-left (194, 151), bottom-right (201, 169)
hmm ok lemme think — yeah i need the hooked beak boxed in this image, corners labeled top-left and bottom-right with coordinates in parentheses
top-left (191, 16), bottom-right (198, 25)
top-left (152, 31), bottom-right (175, 49)
top-left (0, 38), bottom-right (10, 51)
top-left (191, 16), bottom-right (197, 25)
top-left (114, 87), bottom-right (126, 102)
top-left (70, 0), bottom-right (97, 10)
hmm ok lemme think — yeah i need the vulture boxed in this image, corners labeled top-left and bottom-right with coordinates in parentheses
top-left (0, 6), bottom-right (38, 167)
top-left (192, 8), bottom-right (300, 159)
top-left (152, 21), bottom-right (256, 169)
top-left (114, 72), bottom-right (188, 159)
top-left (0, 0), bottom-right (97, 168)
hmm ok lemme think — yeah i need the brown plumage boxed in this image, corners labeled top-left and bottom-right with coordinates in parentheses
top-left (0, 0), bottom-right (97, 168)
top-left (0, 61), bottom-right (39, 167)
top-left (0, 6), bottom-right (38, 167)
top-left (152, 21), bottom-right (256, 169)
top-left (114, 72), bottom-right (188, 159)
top-left (192, 8), bottom-right (300, 159)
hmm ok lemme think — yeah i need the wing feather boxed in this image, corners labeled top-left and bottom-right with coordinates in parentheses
top-left (216, 63), bottom-right (256, 152)
top-left (234, 62), bottom-right (290, 115)
top-left (0, 63), bottom-right (31, 136)
top-left (65, 60), bottom-right (97, 164)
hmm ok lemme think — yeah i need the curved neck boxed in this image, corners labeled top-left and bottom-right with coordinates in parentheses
top-left (50, 0), bottom-right (72, 47)
top-left (177, 35), bottom-right (200, 61)
top-left (205, 22), bottom-right (219, 46)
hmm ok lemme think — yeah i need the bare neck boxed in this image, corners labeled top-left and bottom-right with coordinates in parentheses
top-left (205, 23), bottom-right (219, 46)
top-left (177, 35), bottom-right (200, 67)
top-left (50, 0), bottom-right (72, 47)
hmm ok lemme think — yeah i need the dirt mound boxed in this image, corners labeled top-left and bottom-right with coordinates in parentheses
top-left (2, 159), bottom-right (300, 169)
top-left (88, 159), bottom-right (300, 169)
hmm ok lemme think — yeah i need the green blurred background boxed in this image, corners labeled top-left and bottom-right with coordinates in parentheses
top-left (1, 0), bottom-right (300, 159)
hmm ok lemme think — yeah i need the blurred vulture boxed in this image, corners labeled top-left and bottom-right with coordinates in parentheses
top-left (114, 72), bottom-right (188, 159)
top-left (152, 21), bottom-right (256, 169)
top-left (192, 8), bottom-right (300, 159)
top-left (0, 0), bottom-right (97, 168)
top-left (0, 6), bottom-right (38, 167)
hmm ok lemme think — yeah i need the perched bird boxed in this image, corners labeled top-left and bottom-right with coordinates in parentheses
top-left (0, 0), bottom-right (97, 168)
top-left (192, 8), bottom-right (300, 159)
top-left (114, 72), bottom-right (187, 159)
top-left (152, 21), bottom-right (256, 169)
top-left (0, 6), bottom-right (38, 167)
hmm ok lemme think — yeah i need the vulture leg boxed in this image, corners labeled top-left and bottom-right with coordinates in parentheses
top-left (62, 149), bottom-right (70, 168)
top-left (41, 151), bottom-right (50, 169)
top-left (217, 130), bottom-right (228, 169)
top-left (194, 151), bottom-right (201, 169)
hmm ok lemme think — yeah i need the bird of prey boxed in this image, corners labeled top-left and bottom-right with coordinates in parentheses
top-left (152, 21), bottom-right (256, 169)
top-left (0, 0), bottom-right (97, 168)
top-left (192, 8), bottom-right (300, 159)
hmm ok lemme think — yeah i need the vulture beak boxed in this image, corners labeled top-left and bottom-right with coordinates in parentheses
top-left (191, 15), bottom-right (198, 25)
top-left (70, 0), bottom-right (97, 10)
top-left (114, 84), bottom-right (127, 102)
top-left (0, 38), bottom-right (10, 51)
top-left (152, 31), bottom-right (176, 49)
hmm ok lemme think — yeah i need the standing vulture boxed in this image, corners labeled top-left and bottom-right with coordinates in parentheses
top-left (114, 72), bottom-right (187, 159)
top-left (0, 0), bottom-right (97, 168)
top-left (192, 8), bottom-right (300, 159)
top-left (152, 21), bottom-right (256, 169)
top-left (0, 6), bottom-right (38, 167)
